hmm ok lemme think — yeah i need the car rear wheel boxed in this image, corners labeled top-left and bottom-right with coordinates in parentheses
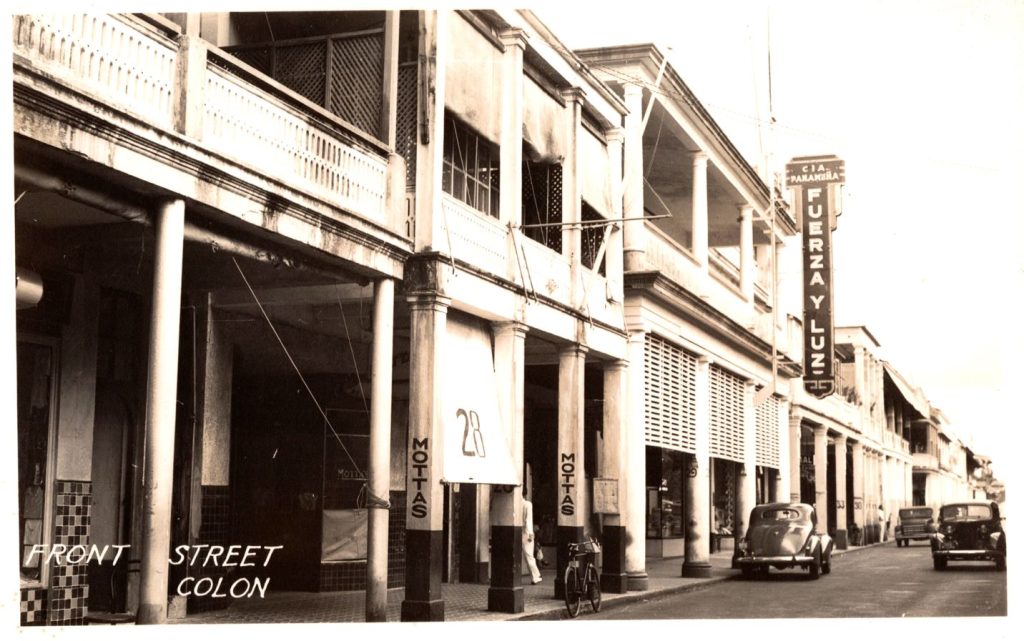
top-left (741, 566), bottom-right (755, 580)
top-left (809, 547), bottom-right (821, 579)
top-left (822, 552), bottom-right (832, 575)
top-left (995, 556), bottom-right (1006, 572)
top-left (933, 556), bottom-right (947, 571)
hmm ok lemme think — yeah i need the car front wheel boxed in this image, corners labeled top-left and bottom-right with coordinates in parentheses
top-left (933, 556), bottom-right (947, 571)
top-left (809, 547), bottom-right (821, 579)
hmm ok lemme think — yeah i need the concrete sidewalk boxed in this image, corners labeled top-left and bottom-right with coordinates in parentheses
top-left (170, 541), bottom-right (889, 625)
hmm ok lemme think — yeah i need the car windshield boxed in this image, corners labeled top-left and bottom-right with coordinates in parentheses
top-left (900, 508), bottom-right (932, 519)
top-left (940, 505), bottom-right (992, 521)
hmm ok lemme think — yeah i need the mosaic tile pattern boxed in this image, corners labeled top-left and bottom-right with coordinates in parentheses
top-left (189, 486), bottom-right (232, 613)
top-left (48, 481), bottom-right (91, 625)
top-left (20, 587), bottom-right (48, 626)
top-left (316, 491), bottom-right (406, 592)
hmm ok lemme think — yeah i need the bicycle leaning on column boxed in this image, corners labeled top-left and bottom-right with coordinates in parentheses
top-left (563, 538), bottom-right (602, 618)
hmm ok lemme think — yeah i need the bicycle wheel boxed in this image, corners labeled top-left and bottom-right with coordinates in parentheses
top-left (563, 565), bottom-right (581, 618)
top-left (585, 563), bottom-right (602, 612)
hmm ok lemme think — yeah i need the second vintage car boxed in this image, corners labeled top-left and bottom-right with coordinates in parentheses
top-left (931, 500), bottom-right (1006, 571)
top-left (894, 506), bottom-right (935, 547)
top-left (733, 503), bottom-right (834, 579)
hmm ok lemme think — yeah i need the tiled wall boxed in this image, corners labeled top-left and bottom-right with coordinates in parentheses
top-left (48, 481), bottom-right (92, 625)
top-left (317, 491), bottom-right (406, 591)
top-left (20, 587), bottom-right (47, 626)
top-left (188, 486), bottom-right (231, 613)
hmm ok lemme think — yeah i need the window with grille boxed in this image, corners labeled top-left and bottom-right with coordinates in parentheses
top-left (755, 394), bottom-right (781, 469)
top-left (643, 334), bottom-right (697, 453)
top-left (580, 202), bottom-right (607, 276)
top-left (522, 159), bottom-right (562, 254)
top-left (442, 113), bottom-right (500, 217)
top-left (709, 365), bottom-right (745, 463)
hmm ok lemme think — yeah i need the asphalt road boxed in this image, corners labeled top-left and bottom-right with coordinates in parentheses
top-left (588, 542), bottom-right (1006, 619)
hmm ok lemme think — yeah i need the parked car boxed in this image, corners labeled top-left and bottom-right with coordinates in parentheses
top-left (894, 507), bottom-right (935, 547)
top-left (733, 502), bottom-right (834, 579)
top-left (930, 500), bottom-right (1005, 571)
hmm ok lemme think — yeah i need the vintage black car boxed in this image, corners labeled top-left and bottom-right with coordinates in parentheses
top-left (733, 503), bottom-right (834, 579)
top-left (894, 507), bottom-right (934, 547)
top-left (930, 500), bottom-right (1005, 571)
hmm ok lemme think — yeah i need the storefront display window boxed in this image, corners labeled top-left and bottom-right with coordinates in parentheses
top-left (17, 338), bottom-right (56, 588)
top-left (645, 447), bottom-right (685, 538)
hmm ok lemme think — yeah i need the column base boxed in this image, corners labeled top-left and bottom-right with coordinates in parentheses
top-left (599, 525), bottom-right (627, 594)
top-left (681, 561), bottom-right (712, 578)
top-left (626, 571), bottom-right (649, 591)
top-left (487, 586), bottom-right (524, 613)
top-left (834, 529), bottom-right (848, 550)
top-left (400, 599), bottom-right (444, 622)
top-left (475, 561), bottom-right (490, 583)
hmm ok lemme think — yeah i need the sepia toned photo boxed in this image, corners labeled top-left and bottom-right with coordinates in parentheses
top-left (4, 1), bottom-right (1016, 634)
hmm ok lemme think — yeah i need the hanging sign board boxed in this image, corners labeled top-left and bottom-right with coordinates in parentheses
top-left (441, 315), bottom-right (520, 485)
top-left (786, 155), bottom-right (845, 399)
top-left (593, 478), bottom-right (619, 515)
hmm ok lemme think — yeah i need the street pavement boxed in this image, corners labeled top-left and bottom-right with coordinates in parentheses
top-left (586, 541), bottom-right (1006, 619)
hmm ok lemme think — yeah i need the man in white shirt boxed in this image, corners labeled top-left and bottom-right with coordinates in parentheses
top-left (523, 488), bottom-right (542, 584)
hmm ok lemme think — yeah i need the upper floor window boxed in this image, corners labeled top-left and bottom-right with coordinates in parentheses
top-left (522, 159), bottom-right (562, 254)
top-left (442, 114), bottom-right (499, 217)
top-left (580, 202), bottom-right (607, 276)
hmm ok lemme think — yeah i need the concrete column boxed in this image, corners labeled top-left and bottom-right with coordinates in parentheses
top-left (881, 454), bottom-right (891, 540)
top-left (562, 88), bottom-right (584, 308)
top-left (622, 83), bottom-right (645, 272)
top-left (401, 292), bottom-right (450, 622)
top-left (605, 127), bottom-right (625, 302)
top-left (624, 330), bottom-right (649, 590)
top-left (380, 10), bottom-right (400, 146)
top-left (854, 347), bottom-right (867, 424)
top-left (137, 199), bottom-right (185, 625)
top-left (498, 28), bottom-right (527, 230)
top-left (788, 410), bottom-right (802, 503)
top-left (682, 357), bottom-right (712, 578)
top-left (172, 34), bottom-right (207, 139)
top-left (895, 404), bottom-right (905, 441)
top-left (488, 322), bottom-right (527, 613)
top-left (366, 278), bottom-right (395, 621)
top-left (812, 425), bottom-right (828, 535)
top-left (834, 434), bottom-right (848, 549)
top-left (415, 10), bottom-right (447, 252)
top-left (600, 360), bottom-right (629, 593)
top-left (691, 152), bottom-right (709, 272)
top-left (773, 398), bottom-right (791, 501)
top-left (735, 382), bottom-right (757, 543)
top-left (851, 441), bottom-right (864, 536)
top-left (739, 205), bottom-right (755, 303)
top-left (554, 343), bottom-right (587, 599)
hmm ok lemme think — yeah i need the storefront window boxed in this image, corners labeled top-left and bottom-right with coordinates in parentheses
top-left (17, 339), bottom-right (56, 587)
top-left (645, 447), bottom-right (685, 538)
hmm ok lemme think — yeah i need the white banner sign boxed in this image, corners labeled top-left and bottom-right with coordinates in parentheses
top-left (441, 316), bottom-right (519, 485)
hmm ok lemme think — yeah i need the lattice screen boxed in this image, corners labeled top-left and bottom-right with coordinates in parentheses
top-left (329, 34), bottom-right (383, 139)
top-left (396, 62), bottom-right (418, 189)
top-left (755, 394), bottom-right (781, 469)
top-left (643, 334), bottom-right (696, 453)
top-left (276, 42), bottom-right (327, 107)
top-left (709, 364), bottom-right (745, 462)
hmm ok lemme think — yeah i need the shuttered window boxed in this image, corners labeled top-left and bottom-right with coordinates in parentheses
top-left (755, 394), bottom-right (781, 469)
top-left (709, 365), bottom-right (745, 462)
top-left (643, 334), bottom-right (696, 453)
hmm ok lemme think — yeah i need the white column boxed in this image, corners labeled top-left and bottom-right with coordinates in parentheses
top-left (851, 441), bottom-right (864, 537)
top-left (562, 88), bottom-right (584, 309)
top-left (605, 127), bottom-right (625, 302)
top-left (813, 425), bottom-right (828, 535)
top-left (624, 330), bottom-right (648, 589)
top-left (788, 410), bottom-right (802, 503)
top-left (691, 152), bottom-right (709, 272)
top-left (380, 11), bottom-right (400, 146)
top-left (622, 83), bottom-right (645, 272)
top-left (498, 28), bottom-right (527, 230)
top-left (739, 205), bottom-right (755, 303)
top-left (682, 356), bottom-right (712, 577)
top-left (366, 278), bottom-right (395, 621)
top-left (736, 382), bottom-right (757, 543)
top-left (555, 343), bottom-right (587, 599)
top-left (137, 199), bottom-right (185, 625)
top-left (774, 398), bottom-right (791, 501)
top-left (415, 10), bottom-right (447, 252)
top-left (834, 434), bottom-right (848, 548)
top-left (600, 360), bottom-right (629, 592)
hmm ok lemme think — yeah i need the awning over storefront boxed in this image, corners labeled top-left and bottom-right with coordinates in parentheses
top-left (883, 363), bottom-right (930, 418)
top-left (441, 315), bottom-right (520, 485)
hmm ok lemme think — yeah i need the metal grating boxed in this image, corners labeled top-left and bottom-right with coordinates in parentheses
top-left (396, 62), bottom-right (418, 188)
top-left (755, 394), bottom-right (781, 469)
top-left (709, 365), bottom-right (745, 463)
top-left (231, 46), bottom-right (273, 75)
top-left (643, 334), bottom-right (696, 453)
top-left (275, 42), bottom-right (326, 107)
top-left (522, 161), bottom-right (563, 254)
top-left (329, 34), bottom-right (384, 139)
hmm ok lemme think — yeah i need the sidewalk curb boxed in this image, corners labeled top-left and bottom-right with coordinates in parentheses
top-left (509, 541), bottom-right (891, 621)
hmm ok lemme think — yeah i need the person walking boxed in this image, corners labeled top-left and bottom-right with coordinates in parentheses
top-left (878, 504), bottom-right (886, 542)
top-left (523, 488), bottom-right (542, 584)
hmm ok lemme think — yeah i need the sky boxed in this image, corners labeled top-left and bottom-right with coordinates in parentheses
top-left (540, 0), bottom-right (1024, 470)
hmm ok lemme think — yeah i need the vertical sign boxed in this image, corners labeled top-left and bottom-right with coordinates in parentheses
top-left (785, 155), bottom-right (845, 399)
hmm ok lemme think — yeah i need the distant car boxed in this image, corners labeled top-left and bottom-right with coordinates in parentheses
top-left (894, 507), bottom-right (935, 547)
top-left (733, 502), bottom-right (834, 579)
top-left (931, 500), bottom-right (1005, 571)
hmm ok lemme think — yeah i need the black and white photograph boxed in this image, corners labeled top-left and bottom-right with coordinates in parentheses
top-left (3, 0), bottom-right (1018, 635)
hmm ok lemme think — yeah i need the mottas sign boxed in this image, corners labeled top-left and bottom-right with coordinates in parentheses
top-left (786, 155), bottom-right (845, 399)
